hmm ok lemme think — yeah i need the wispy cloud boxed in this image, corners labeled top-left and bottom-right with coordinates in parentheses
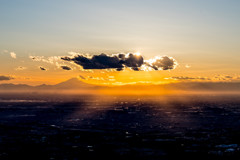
top-left (167, 75), bottom-right (240, 82)
top-left (0, 75), bottom-right (15, 81)
top-left (213, 75), bottom-right (239, 81)
top-left (15, 66), bottom-right (27, 71)
top-left (3, 50), bottom-right (8, 53)
top-left (185, 64), bottom-right (191, 68)
top-left (29, 55), bottom-right (79, 70)
top-left (29, 56), bottom-right (60, 64)
top-left (79, 75), bottom-right (86, 80)
top-left (166, 76), bottom-right (211, 81)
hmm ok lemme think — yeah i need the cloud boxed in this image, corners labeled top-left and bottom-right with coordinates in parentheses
top-left (144, 56), bottom-right (178, 70)
top-left (79, 75), bottom-right (86, 80)
top-left (185, 64), bottom-right (191, 68)
top-left (29, 55), bottom-right (78, 70)
top-left (168, 76), bottom-right (210, 81)
top-left (10, 52), bottom-right (16, 59)
top-left (29, 56), bottom-right (44, 61)
top-left (61, 53), bottom-right (177, 71)
top-left (29, 56), bottom-right (61, 64)
top-left (0, 75), bottom-right (14, 81)
top-left (39, 66), bottom-right (47, 71)
top-left (15, 66), bottom-right (27, 71)
top-left (224, 75), bottom-right (233, 79)
top-left (62, 53), bottom-right (123, 70)
top-left (3, 50), bottom-right (8, 53)
top-left (213, 75), bottom-right (235, 81)
top-left (61, 66), bottom-right (72, 70)
top-left (88, 76), bottom-right (104, 80)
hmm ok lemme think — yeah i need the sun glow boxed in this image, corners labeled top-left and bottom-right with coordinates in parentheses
top-left (134, 52), bottom-right (141, 56)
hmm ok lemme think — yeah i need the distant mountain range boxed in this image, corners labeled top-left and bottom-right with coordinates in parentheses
top-left (0, 78), bottom-right (240, 92)
top-left (0, 78), bottom-right (98, 91)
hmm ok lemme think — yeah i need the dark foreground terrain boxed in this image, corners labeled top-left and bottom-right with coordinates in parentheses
top-left (0, 93), bottom-right (240, 160)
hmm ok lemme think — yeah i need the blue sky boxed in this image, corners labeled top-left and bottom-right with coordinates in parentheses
top-left (0, 0), bottom-right (240, 82)
top-left (1, 0), bottom-right (239, 56)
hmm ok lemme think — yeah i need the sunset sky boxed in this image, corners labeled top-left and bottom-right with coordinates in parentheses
top-left (0, 0), bottom-right (240, 85)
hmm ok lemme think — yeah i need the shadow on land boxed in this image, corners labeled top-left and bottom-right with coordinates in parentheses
top-left (0, 93), bottom-right (240, 159)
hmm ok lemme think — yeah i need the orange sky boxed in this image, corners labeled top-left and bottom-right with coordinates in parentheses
top-left (0, 1), bottom-right (240, 85)
top-left (1, 52), bottom-right (239, 86)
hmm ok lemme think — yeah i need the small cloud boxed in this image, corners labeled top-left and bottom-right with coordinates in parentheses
top-left (39, 66), bottom-right (47, 71)
top-left (79, 75), bottom-right (86, 80)
top-left (10, 52), bottom-right (16, 59)
top-left (15, 66), bottom-right (27, 71)
top-left (108, 76), bottom-right (115, 79)
top-left (68, 51), bottom-right (81, 57)
top-left (185, 64), bottom-right (191, 68)
top-left (0, 75), bottom-right (15, 81)
top-left (61, 66), bottom-right (72, 70)
top-left (3, 50), bottom-right (8, 53)
top-left (144, 56), bottom-right (178, 70)
top-left (29, 56), bottom-right (44, 61)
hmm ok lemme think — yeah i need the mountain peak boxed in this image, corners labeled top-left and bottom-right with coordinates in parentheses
top-left (55, 77), bottom-right (95, 89)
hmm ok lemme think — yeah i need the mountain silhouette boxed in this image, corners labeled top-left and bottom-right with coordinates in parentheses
top-left (0, 78), bottom-right (98, 91)
top-left (54, 78), bottom-right (96, 89)
top-left (0, 78), bottom-right (240, 92)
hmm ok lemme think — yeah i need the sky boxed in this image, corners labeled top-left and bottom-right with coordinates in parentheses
top-left (0, 0), bottom-right (240, 85)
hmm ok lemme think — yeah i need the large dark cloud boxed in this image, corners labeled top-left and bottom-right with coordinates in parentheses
top-left (62, 53), bottom-right (122, 69)
top-left (0, 75), bottom-right (14, 81)
top-left (61, 53), bottom-right (176, 71)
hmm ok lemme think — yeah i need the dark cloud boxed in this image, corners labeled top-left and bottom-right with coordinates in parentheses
top-left (39, 66), bottom-right (47, 71)
top-left (145, 56), bottom-right (177, 70)
top-left (0, 75), bottom-right (14, 81)
top-left (121, 53), bottom-right (144, 68)
top-left (61, 53), bottom-right (176, 71)
top-left (62, 53), bottom-right (123, 69)
top-left (61, 66), bottom-right (72, 70)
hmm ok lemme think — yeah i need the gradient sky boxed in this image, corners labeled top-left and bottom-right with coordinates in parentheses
top-left (0, 0), bottom-right (240, 85)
